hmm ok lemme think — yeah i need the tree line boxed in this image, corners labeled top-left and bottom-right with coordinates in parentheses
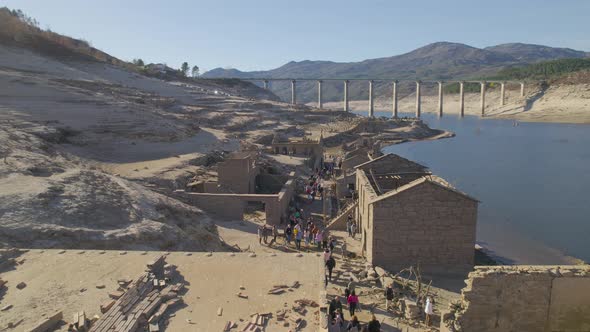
top-left (132, 59), bottom-right (200, 78)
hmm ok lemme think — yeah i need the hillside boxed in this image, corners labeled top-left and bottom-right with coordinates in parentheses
top-left (203, 42), bottom-right (590, 103)
top-left (0, 9), bottom-right (297, 250)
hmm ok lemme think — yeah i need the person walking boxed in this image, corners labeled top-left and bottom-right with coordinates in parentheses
top-left (350, 223), bottom-right (357, 239)
top-left (328, 296), bottom-right (343, 321)
top-left (326, 255), bottom-right (336, 282)
top-left (347, 315), bottom-right (361, 331)
top-left (425, 296), bottom-right (434, 326)
top-left (285, 224), bottom-right (292, 244)
top-left (316, 230), bottom-right (323, 250)
top-left (367, 314), bottom-right (381, 332)
top-left (385, 283), bottom-right (394, 311)
top-left (347, 291), bottom-right (359, 317)
top-left (346, 217), bottom-right (353, 237)
top-left (295, 224), bottom-right (303, 250)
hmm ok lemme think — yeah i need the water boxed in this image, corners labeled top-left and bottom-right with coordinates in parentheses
top-left (361, 111), bottom-right (590, 264)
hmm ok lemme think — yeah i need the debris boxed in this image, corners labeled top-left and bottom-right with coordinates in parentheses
top-left (206, 252), bottom-right (213, 257)
top-left (267, 287), bottom-right (286, 295)
top-left (16, 282), bottom-right (27, 289)
top-left (95, 284), bottom-right (105, 289)
top-left (249, 253), bottom-right (256, 258)
top-left (100, 300), bottom-right (115, 313)
top-left (79, 288), bottom-right (87, 293)
top-left (236, 292), bottom-right (248, 299)
top-left (58, 250), bottom-right (66, 254)
top-left (291, 281), bottom-right (300, 289)
top-left (108, 290), bottom-right (124, 299)
top-left (217, 307), bottom-right (223, 316)
top-left (1, 304), bottom-right (13, 311)
top-left (27, 311), bottom-right (63, 332)
top-left (240, 286), bottom-right (245, 290)
top-left (224, 321), bottom-right (237, 331)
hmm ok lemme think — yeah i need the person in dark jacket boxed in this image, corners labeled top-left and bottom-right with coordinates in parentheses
top-left (325, 255), bottom-right (336, 282)
top-left (367, 314), bottom-right (381, 332)
top-left (328, 296), bottom-right (343, 321)
top-left (385, 283), bottom-right (394, 311)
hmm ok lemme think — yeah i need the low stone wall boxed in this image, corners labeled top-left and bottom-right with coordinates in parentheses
top-left (441, 265), bottom-right (590, 332)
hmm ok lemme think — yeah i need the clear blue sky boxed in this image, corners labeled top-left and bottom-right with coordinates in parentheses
top-left (2, 0), bottom-right (589, 72)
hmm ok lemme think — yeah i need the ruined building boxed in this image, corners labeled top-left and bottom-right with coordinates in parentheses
top-left (355, 153), bottom-right (478, 275)
top-left (182, 152), bottom-right (295, 225)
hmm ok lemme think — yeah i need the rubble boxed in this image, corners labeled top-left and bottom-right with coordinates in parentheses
top-left (87, 255), bottom-right (183, 332)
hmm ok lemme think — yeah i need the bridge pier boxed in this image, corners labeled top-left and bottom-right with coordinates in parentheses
top-left (480, 81), bottom-right (486, 116)
top-left (343, 80), bottom-right (349, 112)
top-left (459, 81), bottom-right (465, 117)
top-left (369, 80), bottom-right (375, 117)
top-left (291, 80), bottom-right (296, 105)
top-left (500, 82), bottom-right (506, 106)
top-left (263, 80), bottom-right (269, 89)
top-left (392, 80), bottom-right (398, 118)
top-left (317, 80), bottom-right (323, 109)
top-left (520, 82), bottom-right (525, 97)
top-left (415, 81), bottom-right (421, 118)
top-left (438, 81), bottom-right (444, 117)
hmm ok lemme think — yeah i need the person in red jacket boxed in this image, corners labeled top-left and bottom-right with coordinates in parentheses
top-left (347, 290), bottom-right (359, 316)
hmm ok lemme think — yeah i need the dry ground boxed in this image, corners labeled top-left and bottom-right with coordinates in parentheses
top-left (0, 250), bottom-right (323, 332)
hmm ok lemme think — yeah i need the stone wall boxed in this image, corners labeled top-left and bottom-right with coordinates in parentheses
top-left (371, 181), bottom-right (477, 275)
top-left (442, 265), bottom-right (590, 332)
top-left (356, 169), bottom-right (379, 261)
top-left (217, 157), bottom-right (258, 194)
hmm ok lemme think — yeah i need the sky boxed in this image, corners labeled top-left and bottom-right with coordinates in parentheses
top-left (2, 0), bottom-right (589, 73)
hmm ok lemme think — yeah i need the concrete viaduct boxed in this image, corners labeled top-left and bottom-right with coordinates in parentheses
top-left (217, 78), bottom-right (526, 118)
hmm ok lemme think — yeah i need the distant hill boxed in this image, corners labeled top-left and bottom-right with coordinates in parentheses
top-left (492, 58), bottom-right (590, 81)
top-left (203, 42), bottom-right (589, 102)
top-left (484, 43), bottom-right (589, 62)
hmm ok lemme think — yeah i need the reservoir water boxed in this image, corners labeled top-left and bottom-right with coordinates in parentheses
top-left (363, 111), bottom-right (590, 264)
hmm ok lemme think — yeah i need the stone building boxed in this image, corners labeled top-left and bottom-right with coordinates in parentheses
top-left (271, 135), bottom-right (323, 158)
top-left (355, 153), bottom-right (478, 275)
top-left (217, 152), bottom-right (259, 194)
top-left (182, 152), bottom-right (295, 225)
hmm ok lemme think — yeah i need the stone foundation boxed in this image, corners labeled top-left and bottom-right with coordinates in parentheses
top-left (441, 265), bottom-right (590, 332)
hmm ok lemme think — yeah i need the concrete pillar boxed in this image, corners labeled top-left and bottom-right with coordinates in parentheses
top-left (415, 81), bottom-right (421, 118)
top-left (263, 80), bottom-right (269, 89)
top-left (368, 80), bottom-right (374, 117)
top-left (317, 80), bottom-right (323, 109)
top-left (438, 81), bottom-right (444, 117)
top-left (459, 81), bottom-right (465, 117)
top-left (520, 82), bottom-right (525, 97)
top-left (480, 81), bottom-right (486, 116)
top-left (392, 80), bottom-right (398, 118)
top-left (291, 80), bottom-right (296, 105)
top-left (500, 82), bottom-right (506, 106)
top-left (343, 80), bottom-right (349, 112)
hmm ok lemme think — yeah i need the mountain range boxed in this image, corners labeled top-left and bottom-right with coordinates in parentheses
top-left (202, 42), bottom-right (589, 103)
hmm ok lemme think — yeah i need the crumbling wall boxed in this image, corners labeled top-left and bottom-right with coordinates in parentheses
top-left (442, 265), bottom-right (590, 332)
top-left (218, 158), bottom-right (258, 194)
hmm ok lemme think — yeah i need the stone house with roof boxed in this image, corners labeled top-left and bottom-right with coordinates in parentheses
top-left (355, 153), bottom-right (478, 275)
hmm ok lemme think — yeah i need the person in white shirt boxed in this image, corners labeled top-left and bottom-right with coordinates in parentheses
top-left (424, 296), bottom-right (434, 326)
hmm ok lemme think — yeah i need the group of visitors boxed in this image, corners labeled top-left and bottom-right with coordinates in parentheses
top-left (284, 212), bottom-right (331, 251)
